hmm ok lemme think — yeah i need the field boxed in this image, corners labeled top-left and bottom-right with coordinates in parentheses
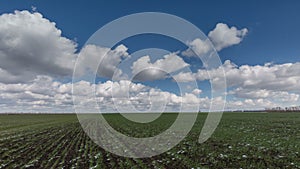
top-left (0, 112), bottom-right (299, 168)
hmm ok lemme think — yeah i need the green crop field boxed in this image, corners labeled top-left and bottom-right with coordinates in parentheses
top-left (0, 113), bottom-right (299, 169)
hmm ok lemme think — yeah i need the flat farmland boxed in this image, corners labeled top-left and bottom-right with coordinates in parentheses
top-left (0, 113), bottom-right (299, 168)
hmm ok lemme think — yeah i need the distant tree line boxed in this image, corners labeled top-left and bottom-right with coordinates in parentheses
top-left (265, 106), bottom-right (300, 112)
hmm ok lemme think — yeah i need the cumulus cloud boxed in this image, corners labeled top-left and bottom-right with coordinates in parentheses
top-left (0, 76), bottom-right (206, 113)
top-left (0, 73), bottom-right (296, 112)
top-left (0, 76), bottom-right (71, 112)
top-left (0, 10), bottom-right (202, 112)
top-left (230, 88), bottom-right (299, 105)
top-left (0, 10), bottom-right (77, 83)
top-left (0, 68), bottom-right (32, 84)
top-left (0, 10), bottom-right (132, 83)
top-left (90, 83), bottom-right (210, 111)
top-left (208, 23), bottom-right (248, 51)
top-left (0, 10), bottom-right (297, 112)
top-left (192, 89), bottom-right (202, 95)
top-left (181, 38), bottom-right (212, 57)
top-left (77, 44), bottom-right (129, 79)
top-left (173, 60), bottom-right (300, 107)
top-left (182, 23), bottom-right (248, 57)
top-left (225, 98), bottom-right (277, 110)
top-left (131, 53), bottom-right (189, 81)
top-left (174, 60), bottom-right (300, 92)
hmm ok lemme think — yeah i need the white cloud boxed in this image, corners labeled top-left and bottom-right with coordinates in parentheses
top-left (226, 98), bottom-right (277, 110)
top-left (181, 38), bottom-right (212, 57)
top-left (230, 88), bottom-right (299, 103)
top-left (31, 6), bottom-right (37, 12)
top-left (0, 10), bottom-right (132, 83)
top-left (192, 89), bottom-right (202, 95)
top-left (0, 73), bottom-right (296, 112)
top-left (95, 80), bottom-right (146, 98)
top-left (0, 76), bottom-right (205, 113)
top-left (131, 53), bottom-right (189, 81)
top-left (0, 10), bottom-right (77, 83)
top-left (174, 60), bottom-right (300, 92)
top-left (208, 23), bottom-right (248, 51)
top-left (0, 10), bottom-right (297, 112)
top-left (182, 23), bottom-right (248, 57)
top-left (173, 60), bottom-right (300, 109)
top-left (77, 44), bottom-right (129, 79)
top-left (172, 71), bottom-right (195, 82)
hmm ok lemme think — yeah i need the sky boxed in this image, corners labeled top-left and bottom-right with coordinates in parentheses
top-left (0, 0), bottom-right (300, 113)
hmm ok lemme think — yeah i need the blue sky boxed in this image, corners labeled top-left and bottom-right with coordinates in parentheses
top-left (1, 0), bottom-right (300, 65)
top-left (0, 1), bottom-right (300, 112)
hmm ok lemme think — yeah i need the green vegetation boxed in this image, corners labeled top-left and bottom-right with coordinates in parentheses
top-left (0, 113), bottom-right (299, 168)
